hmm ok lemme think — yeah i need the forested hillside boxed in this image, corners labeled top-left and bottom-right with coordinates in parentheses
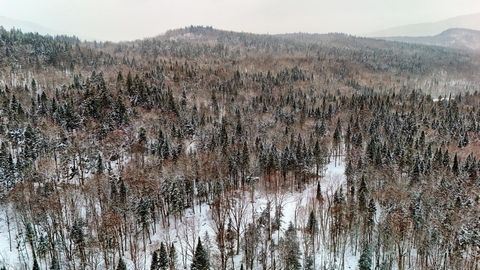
top-left (0, 26), bottom-right (479, 270)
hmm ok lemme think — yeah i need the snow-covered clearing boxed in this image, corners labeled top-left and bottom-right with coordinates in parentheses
top-left (0, 156), bottom-right (361, 270)
top-left (141, 156), bottom-right (353, 269)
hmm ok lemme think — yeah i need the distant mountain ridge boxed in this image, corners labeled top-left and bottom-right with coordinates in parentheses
top-left (0, 16), bottom-right (99, 40)
top-left (379, 28), bottom-right (480, 51)
top-left (0, 16), bottom-right (57, 36)
top-left (370, 12), bottom-right (480, 37)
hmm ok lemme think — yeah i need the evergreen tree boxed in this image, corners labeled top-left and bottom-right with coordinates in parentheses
top-left (113, 96), bottom-right (128, 126)
top-left (304, 255), bottom-right (314, 270)
top-left (158, 242), bottom-right (169, 270)
top-left (32, 256), bottom-right (40, 270)
top-left (151, 250), bottom-right (159, 270)
top-left (443, 150), bottom-right (450, 168)
top-left (359, 245), bottom-right (372, 270)
top-left (306, 210), bottom-right (318, 236)
top-left (452, 154), bottom-right (459, 175)
top-left (116, 258), bottom-right (127, 270)
top-left (333, 119), bottom-right (342, 152)
top-left (316, 181), bottom-right (323, 204)
top-left (280, 222), bottom-right (301, 270)
top-left (97, 154), bottom-right (104, 174)
top-left (191, 238), bottom-right (210, 270)
top-left (169, 243), bottom-right (177, 270)
top-left (22, 125), bottom-right (38, 168)
top-left (358, 176), bottom-right (368, 212)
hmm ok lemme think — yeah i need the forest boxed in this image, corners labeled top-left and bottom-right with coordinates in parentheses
top-left (0, 26), bottom-right (479, 270)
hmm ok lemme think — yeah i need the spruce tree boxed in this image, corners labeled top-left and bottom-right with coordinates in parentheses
top-left (158, 242), bottom-right (169, 270)
top-left (281, 222), bottom-right (301, 270)
top-left (191, 238), bottom-right (210, 270)
top-left (316, 182), bottom-right (323, 204)
top-left (304, 255), bottom-right (314, 270)
top-left (359, 245), bottom-right (372, 270)
top-left (97, 154), bottom-right (104, 174)
top-left (443, 150), bottom-right (450, 168)
top-left (169, 243), bottom-right (177, 270)
top-left (151, 250), bottom-right (159, 270)
top-left (306, 210), bottom-right (318, 236)
top-left (358, 176), bottom-right (368, 212)
top-left (452, 154), bottom-right (459, 175)
top-left (117, 258), bottom-right (127, 270)
top-left (32, 257), bottom-right (40, 270)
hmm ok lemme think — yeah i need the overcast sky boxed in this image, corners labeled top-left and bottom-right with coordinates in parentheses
top-left (1, 0), bottom-right (479, 41)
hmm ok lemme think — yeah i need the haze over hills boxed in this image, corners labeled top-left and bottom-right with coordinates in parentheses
top-left (369, 12), bottom-right (480, 37)
top-left (159, 25), bottom-right (477, 52)
top-left (0, 15), bottom-right (99, 40)
top-left (379, 28), bottom-right (480, 52)
top-left (2, 11), bottom-right (480, 44)
top-left (0, 16), bottom-right (57, 36)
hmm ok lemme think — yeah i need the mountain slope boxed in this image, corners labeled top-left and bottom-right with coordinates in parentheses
top-left (370, 12), bottom-right (480, 37)
top-left (379, 28), bottom-right (480, 51)
top-left (0, 26), bottom-right (479, 270)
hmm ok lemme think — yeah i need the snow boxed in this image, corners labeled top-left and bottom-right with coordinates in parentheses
top-left (0, 155), bottom-right (361, 270)
top-left (144, 156), bottom-right (350, 269)
top-left (185, 139), bottom-right (197, 155)
top-left (0, 207), bottom-right (25, 269)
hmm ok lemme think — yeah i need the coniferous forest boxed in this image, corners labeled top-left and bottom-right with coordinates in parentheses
top-left (0, 26), bottom-right (479, 270)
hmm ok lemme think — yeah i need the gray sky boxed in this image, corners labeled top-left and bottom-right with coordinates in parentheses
top-left (1, 0), bottom-right (479, 41)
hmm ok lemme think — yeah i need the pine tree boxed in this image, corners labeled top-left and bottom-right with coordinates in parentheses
top-left (306, 210), bottom-right (318, 236)
top-left (358, 176), bottom-right (368, 212)
top-left (22, 125), bottom-right (38, 168)
top-left (95, 153), bottom-right (103, 174)
top-left (304, 255), bottom-right (314, 270)
top-left (452, 154), bottom-right (459, 175)
top-left (158, 242), bottom-right (169, 270)
top-left (333, 119), bottom-right (342, 151)
top-left (33, 256), bottom-right (40, 270)
top-left (359, 245), bottom-right (372, 270)
top-left (191, 238), bottom-right (210, 270)
top-left (280, 222), bottom-right (301, 270)
top-left (117, 258), bottom-right (127, 270)
top-left (443, 150), bottom-right (450, 168)
top-left (169, 243), bottom-right (177, 270)
top-left (151, 250), bottom-right (159, 270)
top-left (316, 181), bottom-right (323, 204)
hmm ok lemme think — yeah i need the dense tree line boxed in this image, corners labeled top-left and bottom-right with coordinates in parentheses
top-left (0, 27), bottom-right (479, 270)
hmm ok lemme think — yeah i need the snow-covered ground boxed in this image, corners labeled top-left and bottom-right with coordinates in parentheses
top-left (143, 157), bottom-right (352, 270)
top-left (0, 208), bottom-right (27, 269)
top-left (0, 156), bottom-right (357, 270)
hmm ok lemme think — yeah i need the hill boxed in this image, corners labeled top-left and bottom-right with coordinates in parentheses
top-left (370, 12), bottom-right (480, 37)
top-left (0, 26), bottom-right (479, 270)
top-left (379, 28), bottom-right (480, 52)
